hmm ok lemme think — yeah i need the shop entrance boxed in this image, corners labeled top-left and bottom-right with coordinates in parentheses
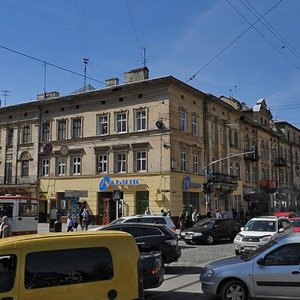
top-left (99, 192), bottom-right (123, 225)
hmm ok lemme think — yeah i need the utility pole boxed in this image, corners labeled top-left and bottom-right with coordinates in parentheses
top-left (83, 58), bottom-right (89, 91)
top-left (1, 90), bottom-right (10, 106)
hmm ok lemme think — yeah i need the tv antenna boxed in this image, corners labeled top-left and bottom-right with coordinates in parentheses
top-left (83, 58), bottom-right (89, 91)
top-left (1, 90), bottom-right (10, 106)
top-left (142, 47), bottom-right (148, 67)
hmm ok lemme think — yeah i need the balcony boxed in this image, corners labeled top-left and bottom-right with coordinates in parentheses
top-left (209, 172), bottom-right (238, 192)
top-left (0, 176), bottom-right (38, 185)
top-left (260, 180), bottom-right (277, 192)
top-left (273, 157), bottom-right (286, 167)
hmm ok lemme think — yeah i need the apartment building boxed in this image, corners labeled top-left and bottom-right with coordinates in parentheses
top-left (0, 67), bottom-right (299, 224)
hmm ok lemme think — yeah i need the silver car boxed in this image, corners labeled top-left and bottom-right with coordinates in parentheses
top-left (200, 233), bottom-right (300, 300)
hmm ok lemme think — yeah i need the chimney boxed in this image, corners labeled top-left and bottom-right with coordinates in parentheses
top-left (105, 77), bottom-right (120, 87)
top-left (124, 67), bottom-right (149, 84)
top-left (37, 91), bottom-right (59, 100)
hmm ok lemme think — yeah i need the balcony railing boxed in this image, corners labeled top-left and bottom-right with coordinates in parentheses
top-left (0, 176), bottom-right (38, 185)
top-left (273, 157), bottom-right (287, 167)
top-left (209, 172), bottom-right (239, 183)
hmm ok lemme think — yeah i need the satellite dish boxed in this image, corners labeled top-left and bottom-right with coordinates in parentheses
top-left (156, 120), bottom-right (164, 129)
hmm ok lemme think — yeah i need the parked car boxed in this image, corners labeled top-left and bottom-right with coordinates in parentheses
top-left (290, 217), bottom-right (300, 232)
top-left (274, 211), bottom-right (297, 218)
top-left (90, 214), bottom-right (176, 234)
top-left (200, 233), bottom-right (300, 300)
top-left (180, 218), bottom-right (241, 245)
top-left (234, 216), bottom-right (293, 255)
top-left (96, 222), bottom-right (181, 265)
top-left (140, 251), bottom-right (164, 289)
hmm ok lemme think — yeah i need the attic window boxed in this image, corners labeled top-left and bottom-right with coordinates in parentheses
top-left (101, 100), bottom-right (106, 105)
top-left (61, 107), bottom-right (64, 111)
top-left (45, 110), bottom-right (49, 114)
top-left (119, 97), bottom-right (124, 102)
top-left (193, 100), bottom-right (196, 105)
top-left (75, 105), bottom-right (80, 109)
top-left (24, 113), bottom-right (28, 117)
top-left (138, 93), bottom-right (143, 98)
top-left (181, 95), bottom-right (184, 99)
top-left (9, 115), bottom-right (12, 119)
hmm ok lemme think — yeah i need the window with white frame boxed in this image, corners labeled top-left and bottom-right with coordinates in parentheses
top-left (192, 115), bottom-right (199, 136)
top-left (72, 156), bottom-right (81, 175)
top-left (72, 118), bottom-right (82, 139)
top-left (179, 111), bottom-right (187, 132)
top-left (181, 152), bottom-right (187, 172)
top-left (193, 154), bottom-right (199, 174)
top-left (21, 160), bottom-right (29, 177)
top-left (22, 125), bottom-right (31, 144)
top-left (135, 151), bottom-right (147, 172)
top-left (97, 114), bottom-right (108, 135)
top-left (115, 152), bottom-right (127, 173)
top-left (116, 112), bottom-right (127, 133)
top-left (135, 109), bottom-right (147, 131)
top-left (57, 157), bottom-right (66, 176)
top-left (41, 122), bottom-right (50, 141)
top-left (97, 154), bottom-right (108, 174)
top-left (57, 120), bottom-right (67, 140)
top-left (41, 159), bottom-right (50, 176)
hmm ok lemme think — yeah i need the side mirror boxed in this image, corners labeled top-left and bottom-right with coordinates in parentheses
top-left (241, 227), bottom-right (244, 231)
top-left (256, 258), bottom-right (265, 266)
top-left (278, 228), bottom-right (284, 233)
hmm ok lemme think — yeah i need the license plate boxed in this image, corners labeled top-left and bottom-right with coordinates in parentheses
top-left (185, 235), bottom-right (192, 240)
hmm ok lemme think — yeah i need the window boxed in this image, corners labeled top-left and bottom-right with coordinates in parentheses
top-left (193, 154), bottom-right (199, 174)
top-left (192, 115), bottom-right (199, 136)
top-left (179, 111), bottom-right (187, 131)
top-left (264, 244), bottom-right (300, 266)
top-left (0, 255), bottom-right (16, 292)
top-left (22, 125), bottom-right (31, 143)
top-left (57, 120), bottom-right (67, 140)
top-left (57, 157), bottom-right (66, 176)
top-left (135, 151), bottom-right (147, 172)
top-left (41, 159), bottom-right (50, 176)
top-left (7, 127), bottom-right (14, 145)
top-left (115, 153), bottom-right (126, 173)
top-left (181, 152), bottom-right (187, 172)
top-left (21, 160), bottom-right (29, 177)
top-left (41, 122), bottom-right (50, 141)
top-left (72, 156), bottom-right (81, 175)
top-left (97, 114), bottom-right (108, 135)
top-left (116, 112), bottom-right (127, 133)
top-left (25, 247), bottom-right (113, 289)
top-left (97, 154), bottom-right (108, 173)
top-left (135, 109), bottom-right (147, 131)
top-left (72, 118), bottom-right (82, 138)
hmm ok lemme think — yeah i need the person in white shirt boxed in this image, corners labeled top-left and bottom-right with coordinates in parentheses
top-left (144, 207), bottom-right (151, 215)
top-left (215, 209), bottom-right (222, 218)
top-left (192, 209), bottom-right (198, 224)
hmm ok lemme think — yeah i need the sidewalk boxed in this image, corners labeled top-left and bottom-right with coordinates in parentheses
top-left (38, 223), bottom-right (98, 234)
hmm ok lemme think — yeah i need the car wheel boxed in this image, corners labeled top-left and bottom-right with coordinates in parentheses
top-left (220, 280), bottom-right (249, 300)
top-left (206, 233), bottom-right (214, 245)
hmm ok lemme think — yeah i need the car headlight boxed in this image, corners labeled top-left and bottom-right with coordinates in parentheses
top-left (260, 235), bottom-right (272, 243)
top-left (202, 268), bottom-right (214, 278)
top-left (193, 232), bottom-right (203, 237)
top-left (234, 234), bottom-right (242, 242)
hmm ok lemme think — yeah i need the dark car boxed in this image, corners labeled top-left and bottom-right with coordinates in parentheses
top-left (180, 218), bottom-right (241, 245)
top-left (140, 251), bottom-right (164, 289)
top-left (99, 223), bottom-right (181, 265)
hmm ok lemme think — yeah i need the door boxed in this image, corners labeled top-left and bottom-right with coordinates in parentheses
top-left (102, 198), bottom-right (110, 225)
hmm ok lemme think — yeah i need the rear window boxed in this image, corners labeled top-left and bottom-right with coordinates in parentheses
top-left (25, 247), bottom-right (113, 289)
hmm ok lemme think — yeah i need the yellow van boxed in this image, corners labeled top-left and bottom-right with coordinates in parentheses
top-left (0, 231), bottom-right (144, 300)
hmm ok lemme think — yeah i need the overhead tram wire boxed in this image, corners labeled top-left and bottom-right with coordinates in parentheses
top-left (226, 0), bottom-right (299, 70)
top-left (0, 44), bottom-right (107, 86)
top-left (186, 0), bottom-right (284, 83)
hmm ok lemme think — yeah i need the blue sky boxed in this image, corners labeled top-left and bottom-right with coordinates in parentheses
top-left (1, 0), bottom-right (300, 127)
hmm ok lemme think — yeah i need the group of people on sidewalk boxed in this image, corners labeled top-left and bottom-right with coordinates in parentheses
top-left (0, 216), bottom-right (12, 238)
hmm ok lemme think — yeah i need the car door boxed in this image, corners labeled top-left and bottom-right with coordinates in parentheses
top-left (252, 243), bottom-right (300, 298)
top-left (213, 220), bottom-right (227, 240)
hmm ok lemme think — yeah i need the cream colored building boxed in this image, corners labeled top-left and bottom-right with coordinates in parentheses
top-left (0, 68), bottom-right (300, 224)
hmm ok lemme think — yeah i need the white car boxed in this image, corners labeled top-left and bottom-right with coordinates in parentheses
top-left (89, 214), bottom-right (177, 234)
top-left (234, 216), bottom-right (293, 255)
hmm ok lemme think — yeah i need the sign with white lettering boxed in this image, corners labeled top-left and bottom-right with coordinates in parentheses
top-left (99, 176), bottom-right (140, 192)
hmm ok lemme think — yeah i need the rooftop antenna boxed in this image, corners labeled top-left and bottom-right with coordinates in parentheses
top-left (83, 57), bottom-right (89, 91)
top-left (1, 90), bottom-right (10, 106)
top-left (234, 85), bottom-right (237, 98)
top-left (142, 47), bottom-right (148, 67)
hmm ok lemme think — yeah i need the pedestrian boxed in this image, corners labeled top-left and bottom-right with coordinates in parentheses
top-left (54, 217), bottom-right (62, 232)
top-left (160, 209), bottom-right (167, 216)
top-left (178, 209), bottom-right (186, 234)
top-left (206, 209), bottom-right (212, 218)
top-left (167, 209), bottom-right (172, 217)
top-left (78, 207), bottom-right (84, 229)
top-left (239, 207), bottom-right (245, 224)
top-left (215, 209), bottom-right (222, 218)
top-left (66, 214), bottom-right (75, 232)
top-left (192, 209), bottom-right (198, 224)
top-left (185, 211), bottom-right (193, 229)
top-left (232, 208), bottom-right (238, 221)
top-left (0, 216), bottom-right (12, 238)
top-left (144, 207), bottom-right (151, 215)
top-left (81, 208), bottom-right (90, 230)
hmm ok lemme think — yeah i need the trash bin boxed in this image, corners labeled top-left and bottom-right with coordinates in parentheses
top-left (54, 219), bottom-right (62, 232)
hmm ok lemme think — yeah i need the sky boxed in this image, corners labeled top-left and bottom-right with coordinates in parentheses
top-left (1, 0), bottom-right (300, 127)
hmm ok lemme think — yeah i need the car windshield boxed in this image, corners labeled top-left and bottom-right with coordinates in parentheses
top-left (243, 239), bottom-right (277, 261)
top-left (109, 218), bottom-right (126, 225)
top-left (243, 220), bottom-right (276, 232)
top-left (290, 219), bottom-right (300, 227)
top-left (195, 220), bottom-right (214, 229)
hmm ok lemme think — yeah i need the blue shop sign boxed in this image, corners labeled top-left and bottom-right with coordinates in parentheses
top-left (99, 176), bottom-right (140, 192)
top-left (182, 176), bottom-right (202, 191)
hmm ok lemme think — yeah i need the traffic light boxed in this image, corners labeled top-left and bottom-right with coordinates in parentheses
top-left (208, 182), bottom-right (213, 194)
top-left (203, 182), bottom-right (208, 194)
